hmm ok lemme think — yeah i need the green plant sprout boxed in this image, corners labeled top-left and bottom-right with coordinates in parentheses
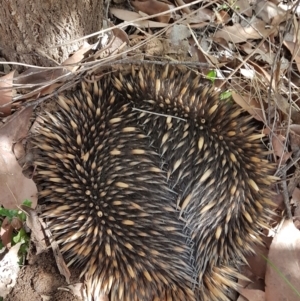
top-left (206, 70), bottom-right (232, 101)
top-left (0, 199), bottom-right (32, 262)
top-left (206, 70), bottom-right (217, 83)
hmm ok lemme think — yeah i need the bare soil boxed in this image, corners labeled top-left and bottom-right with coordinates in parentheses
top-left (6, 247), bottom-right (82, 301)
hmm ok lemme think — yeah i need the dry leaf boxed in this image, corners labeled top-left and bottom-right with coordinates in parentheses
top-left (215, 9), bottom-right (230, 25)
top-left (15, 67), bottom-right (69, 86)
top-left (231, 91), bottom-right (265, 122)
top-left (265, 220), bottom-right (300, 301)
top-left (62, 42), bottom-right (94, 72)
top-left (174, 0), bottom-right (190, 14)
top-left (238, 288), bottom-right (265, 301)
top-left (0, 71), bottom-right (15, 117)
top-left (235, 0), bottom-right (252, 17)
top-left (110, 8), bottom-right (169, 28)
top-left (131, 0), bottom-right (173, 23)
top-left (240, 43), bottom-right (276, 65)
top-left (249, 60), bottom-right (276, 90)
top-left (271, 193), bottom-right (284, 211)
top-left (111, 24), bottom-right (130, 45)
top-left (289, 124), bottom-right (300, 152)
top-left (248, 61), bottom-right (291, 116)
top-left (246, 243), bottom-right (269, 279)
top-left (283, 40), bottom-right (300, 73)
top-left (255, 1), bottom-right (287, 25)
top-left (272, 134), bottom-right (291, 163)
top-left (292, 188), bottom-right (300, 225)
top-left (213, 19), bottom-right (274, 43)
top-left (14, 68), bottom-right (70, 99)
top-left (168, 24), bottom-right (191, 45)
top-left (292, 188), bottom-right (300, 205)
top-left (0, 218), bottom-right (13, 248)
top-left (186, 8), bottom-right (214, 23)
top-left (0, 105), bottom-right (37, 210)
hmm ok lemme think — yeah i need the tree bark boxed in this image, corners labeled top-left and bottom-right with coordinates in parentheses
top-left (0, 0), bottom-right (103, 69)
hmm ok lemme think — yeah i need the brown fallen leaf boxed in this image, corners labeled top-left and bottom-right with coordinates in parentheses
top-left (131, 0), bottom-right (174, 23)
top-left (238, 288), bottom-right (265, 301)
top-left (0, 71), bottom-right (15, 117)
top-left (215, 9), bottom-right (230, 25)
top-left (15, 67), bottom-right (69, 86)
top-left (292, 188), bottom-right (300, 205)
top-left (265, 220), bottom-right (300, 301)
top-left (272, 134), bottom-right (291, 164)
top-left (185, 7), bottom-right (214, 23)
top-left (0, 218), bottom-right (13, 248)
top-left (110, 8), bottom-right (169, 28)
top-left (289, 124), bottom-right (300, 152)
top-left (62, 42), bottom-right (94, 72)
top-left (247, 60), bottom-right (291, 118)
top-left (14, 68), bottom-right (70, 100)
top-left (255, 1), bottom-right (288, 25)
top-left (213, 19), bottom-right (275, 43)
top-left (232, 91), bottom-right (265, 122)
top-left (235, 0), bottom-right (252, 17)
top-left (91, 21), bottom-right (129, 61)
top-left (0, 105), bottom-right (37, 210)
top-left (283, 40), bottom-right (300, 73)
top-left (110, 22), bottom-right (130, 45)
top-left (239, 43), bottom-right (276, 65)
top-left (246, 243), bottom-right (269, 279)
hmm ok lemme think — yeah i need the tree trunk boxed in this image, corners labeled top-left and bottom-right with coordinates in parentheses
top-left (0, 0), bottom-right (103, 69)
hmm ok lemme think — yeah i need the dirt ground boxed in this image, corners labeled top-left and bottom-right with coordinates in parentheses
top-left (6, 247), bottom-right (82, 301)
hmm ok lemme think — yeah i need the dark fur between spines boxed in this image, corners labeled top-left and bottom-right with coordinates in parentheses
top-left (32, 64), bottom-right (275, 301)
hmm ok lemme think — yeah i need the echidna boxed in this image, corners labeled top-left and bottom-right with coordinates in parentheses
top-left (31, 64), bottom-right (275, 301)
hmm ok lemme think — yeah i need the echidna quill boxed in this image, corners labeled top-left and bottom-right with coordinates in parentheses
top-left (31, 64), bottom-right (275, 301)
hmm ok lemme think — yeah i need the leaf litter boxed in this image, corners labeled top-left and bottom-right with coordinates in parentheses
top-left (1, 0), bottom-right (300, 300)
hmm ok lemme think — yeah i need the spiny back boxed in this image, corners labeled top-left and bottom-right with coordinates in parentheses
top-left (32, 64), bottom-right (275, 301)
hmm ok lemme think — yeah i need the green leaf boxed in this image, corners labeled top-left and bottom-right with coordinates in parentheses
top-left (0, 208), bottom-right (12, 217)
top-left (0, 200), bottom-right (32, 222)
top-left (22, 199), bottom-right (32, 208)
top-left (12, 228), bottom-right (27, 244)
top-left (220, 90), bottom-right (232, 100)
top-left (18, 200), bottom-right (32, 221)
top-left (0, 208), bottom-right (18, 221)
top-left (206, 70), bottom-right (217, 83)
top-left (17, 211), bottom-right (27, 222)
